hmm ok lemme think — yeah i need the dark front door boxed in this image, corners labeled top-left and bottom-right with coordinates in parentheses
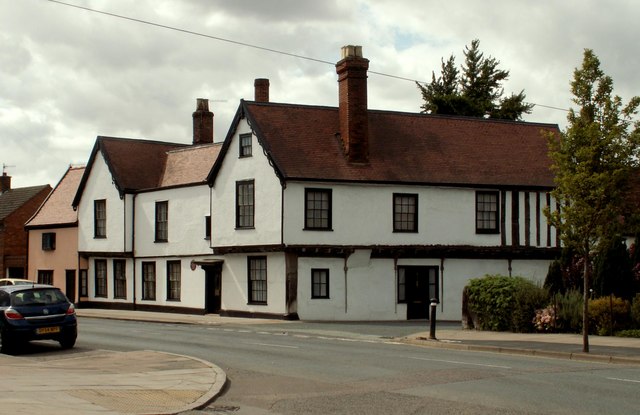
top-left (65, 270), bottom-right (76, 303)
top-left (204, 265), bottom-right (222, 313)
top-left (403, 266), bottom-right (439, 320)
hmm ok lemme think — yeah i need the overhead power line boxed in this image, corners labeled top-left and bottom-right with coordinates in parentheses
top-left (45, 0), bottom-right (569, 113)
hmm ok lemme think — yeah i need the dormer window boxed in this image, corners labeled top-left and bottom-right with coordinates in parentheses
top-left (239, 133), bottom-right (252, 157)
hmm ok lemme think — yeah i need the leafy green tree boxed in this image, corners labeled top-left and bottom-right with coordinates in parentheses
top-left (545, 49), bottom-right (640, 352)
top-left (417, 39), bottom-right (533, 120)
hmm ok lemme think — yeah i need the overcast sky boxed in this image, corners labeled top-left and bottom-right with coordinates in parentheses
top-left (2, 0), bottom-right (639, 188)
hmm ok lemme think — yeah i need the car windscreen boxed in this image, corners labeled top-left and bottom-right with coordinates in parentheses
top-left (11, 289), bottom-right (68, 306)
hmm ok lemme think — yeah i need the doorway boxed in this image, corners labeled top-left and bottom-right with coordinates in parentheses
top-left (399, 266), bottom-right (439, 320)
top-left (204, 264), bottom-right (222, 313)
top-left (65, 270), bottom-right (76, 303)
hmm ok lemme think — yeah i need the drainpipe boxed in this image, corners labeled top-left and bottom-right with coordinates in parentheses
top-left (132, 194), bottom-right (137, 310)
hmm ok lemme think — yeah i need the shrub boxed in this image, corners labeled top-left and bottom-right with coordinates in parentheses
top-left (615, 329), bottom-right (640, 338)
top-left (551, 290), bottom-right (583, 333)
top-left (631, 293), bottom-right (640, 328)
top-left (588, 296), bottom-right (631, 336)
top-left (465, 274), bottom-right (548, 332)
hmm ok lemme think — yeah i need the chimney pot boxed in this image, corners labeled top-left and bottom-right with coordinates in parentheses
top-left (336, 45), bottom-right (369, 163)
top-left (192, 98), bottom-right (214, 145)
top-left (254, 78), bottom-right (270, 103)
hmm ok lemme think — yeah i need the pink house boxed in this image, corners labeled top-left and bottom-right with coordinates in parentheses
top-left (25, 166), bottom-right (87, 302)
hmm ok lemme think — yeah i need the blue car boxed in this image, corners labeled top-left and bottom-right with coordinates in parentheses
top-left (0, 284), bottom-right (77, 353)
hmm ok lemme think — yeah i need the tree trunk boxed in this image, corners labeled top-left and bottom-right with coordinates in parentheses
top-left (582, 250), bottom-right (590, 353)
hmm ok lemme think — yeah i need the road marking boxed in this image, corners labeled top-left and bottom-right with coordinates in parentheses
top-left (408, 356), bottom-right (511, 369)
top-left (606, 377), bottom-right (640, 384)
top-left (246, 342), bottom-right (299, 349)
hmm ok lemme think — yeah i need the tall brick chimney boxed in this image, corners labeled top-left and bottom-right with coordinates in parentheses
top-left (0, 172), bottom-right (10, 193)
top-left (254, 78), bottom-right (270, 103)
top-left (192, 98), bottom-right (213, 145)
top-left (336, 45), bottom-right (369, 163)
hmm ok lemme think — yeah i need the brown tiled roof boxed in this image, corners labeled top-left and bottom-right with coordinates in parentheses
top-left (160, 143), bottom-right (222, 187)
top-left (0, 185), bottom-right (52, 222)
top-left (233, 101), bottom-right (558, 188)
top-left (26, 166), bottom-right (85, 228)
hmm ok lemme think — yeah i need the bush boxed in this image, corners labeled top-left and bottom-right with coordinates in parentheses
top-left (615, 329), bottom-right (640, 338)
top-left (632, 293), bottom-right (640, 328)
top-left (588, 296), bottom-right (631, 336)
top-left (465, 274), bottom-right (548, 332)
top-left (550, 290), bottom-right (583, 333)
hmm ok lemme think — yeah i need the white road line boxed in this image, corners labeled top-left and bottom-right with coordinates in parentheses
top-left (246, 342), bottom-right (299, 349)
top-left (408, 356), bottom-right (511, 369)
top-left (606, 377), bottom-right (640, 384)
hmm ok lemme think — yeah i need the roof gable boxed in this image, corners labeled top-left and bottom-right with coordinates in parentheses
top-left (218, 101), bottom-right (559, 189)
top-left (26, 166), bottom-right (85, 228)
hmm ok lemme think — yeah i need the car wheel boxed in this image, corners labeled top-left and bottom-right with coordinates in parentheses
top-left (0, 329), bottom-right (14, 354)
top-left (59, 333), bottom-right (76, 349)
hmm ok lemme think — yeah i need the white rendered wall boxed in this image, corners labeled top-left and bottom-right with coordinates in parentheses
top-left (135, 185), bottom-right (211, 257)
top-left (220, 252), bottom-right (287, 315)
top-left (77, 154), bottom-right (128, 253)
top-left (211, 123), bottom-right (283, 248)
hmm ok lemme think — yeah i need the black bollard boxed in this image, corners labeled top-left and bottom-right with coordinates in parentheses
top-left (429, 298), bottom-right (439, 340)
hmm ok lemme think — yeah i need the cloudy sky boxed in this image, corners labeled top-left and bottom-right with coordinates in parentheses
top-left (2, 0), bottom-right (639, 188)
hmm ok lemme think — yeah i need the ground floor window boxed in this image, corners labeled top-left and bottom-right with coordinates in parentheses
top-left (95, 260), bottom-right (107, 298)
top-left (37, 270), bottom-right (53, 285)
top-left (80, 269), bottom-right (88, 296)
top-left (167, 260), bottom-right (181, 301)
top-left (248, 256), bottom-right (267, 304)
top-left (311, 269), bottom-right (329, 299)
top-left (142, 262), bottom-right (156, 300)
top-left (113, 260), bottom-right (127, 299)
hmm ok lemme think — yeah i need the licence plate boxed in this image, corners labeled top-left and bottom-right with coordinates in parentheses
top-left (36, 326), bottom-right (60, 335)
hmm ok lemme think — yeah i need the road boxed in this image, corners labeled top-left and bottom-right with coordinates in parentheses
top-left (26, 317), bottom-right (640, 414)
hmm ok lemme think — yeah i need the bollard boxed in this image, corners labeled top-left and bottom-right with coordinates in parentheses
top-left (429, 297), bottom-right (439, 340)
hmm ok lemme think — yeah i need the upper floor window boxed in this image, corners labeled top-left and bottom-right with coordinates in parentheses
top-left (476, 191), bottom-right (499, 234)
top-left (94, 199), bottom-right (106, 238)
top-left (239, 133), bottom-right (252, 157)
top-left (305, 188), bottom-right (332, 230)
top-left (393, 193), bottom-right (418, 232)
top-left (167, 260), bottom-right (181, 301)
top-left (42, 232), bottom-right (56, 251)
top-left (311, 269), bottom-right (330, 299)
top-left (248, 256), bottom-right (267, 304)
top-left (155, 201), bottom-right (168, 242)
top-left (113, 260), bottom-right (126, 299)
top-left (205, 216), bottom-right (211, 240)
top-left (236, 180), bottom-right (255, 228)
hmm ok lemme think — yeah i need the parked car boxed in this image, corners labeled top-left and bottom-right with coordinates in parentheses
top-left (0, 284), bottom-right (77, 353)
top-left (0, 278), bottom-right (34, 286)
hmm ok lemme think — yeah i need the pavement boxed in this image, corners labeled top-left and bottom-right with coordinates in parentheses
top-left (1, 309), bottom-right (639, 415)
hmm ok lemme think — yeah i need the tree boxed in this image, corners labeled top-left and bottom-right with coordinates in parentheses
top-left (545, 49), bottom-right (640, 352)
top-left (417, 39), bottom-right (533, 120)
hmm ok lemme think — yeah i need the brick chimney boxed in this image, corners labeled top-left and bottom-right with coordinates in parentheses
top-left (336, 45), bottom-right (369, 163)
top-left (192, 98), bottom-right (213, 145)
top-left (0, 172), bottom-right (10, 193)
top-left (254, 78), bottom-right (270, 103)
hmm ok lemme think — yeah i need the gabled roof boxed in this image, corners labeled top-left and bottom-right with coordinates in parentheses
top-left (26, 166), bottom-right (85, 228)
top-left (0, 184), bottom-right (51, 222)
top-left (73, 137), bottom-right (188, 207)
top-left (209, 100), bottom-right (559, 189)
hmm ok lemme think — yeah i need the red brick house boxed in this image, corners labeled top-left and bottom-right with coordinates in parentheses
top-left (0, 172), bottom-right (51, 278)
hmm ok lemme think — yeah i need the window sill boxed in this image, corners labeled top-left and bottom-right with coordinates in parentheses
top-left (235, 227), bottom-right (255, 230)
top-left (247, 302), bottom-right (267, 306)
top-left (311, 297), bottom-right (330, 300)
top-left (154, 240), bottom-right (168, 243)
top-left (476, 229), bottom-right (500, 235)
top-left (303, 228), bottom-right (334, 231)
top-left (393, 230), bottom-right (418, 233)
top-left (166, 298), bottom-right (181, 302)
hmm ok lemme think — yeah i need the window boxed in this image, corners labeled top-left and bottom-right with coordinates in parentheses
top-left (167, 260), bottom-right (181, 301)
top-left (37, 270), bottom-right (53, 285)
top-left (142, 262), bottom-right (156, 300)
top-left (205, 216), bottom-right (211, 240)
top-left (80, 269), bottom-right (88, 297)
top-left (305, 188), bottom-right (332, 230)
top-left (42, 233), bottom-right (56, 251)
top-left (248, 256), bottom-right (267, 304)
top-left (311, 269), bottom-right (329, 299)
top-left (95, 259), bottom-right (107, 298)
top-left (236, 180), bottom-right (255, 228)
top-left (393, 193), bottom-right (418, 232)
top-left (239, 133), bottom-right (252, 157)
top-left (94, 200), bottom-right (106, 238)
top-left (155, 201), bottom-right (168, 242)
top-left (113, 260), bottom-right (126, 299)
top-left (476, 191), bottom-right (499, 234)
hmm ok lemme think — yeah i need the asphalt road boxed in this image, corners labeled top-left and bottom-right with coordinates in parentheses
top-left (45, 318), bottom-right (640, 414)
